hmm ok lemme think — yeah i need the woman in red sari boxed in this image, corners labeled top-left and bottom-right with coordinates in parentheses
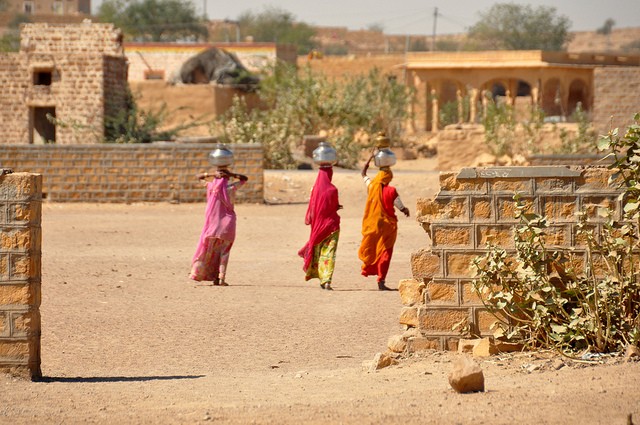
top-left (358, 154), bottom-right (410, 291)
top-left (298, 165), bottom-right (342, 290)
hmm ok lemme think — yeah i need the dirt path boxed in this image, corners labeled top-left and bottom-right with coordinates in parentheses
top-left (1, 160), bottom-right (639, 424)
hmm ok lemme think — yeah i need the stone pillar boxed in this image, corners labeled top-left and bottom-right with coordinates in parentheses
top-left (431, 89), bottom-right (439, 133)
top-left (481, 90), bottom-right (489, 120)
top-left (469, 88), bottom-right (478, 124)
top-left (456, 89), bottom-right (463, 124)
top-left (0, 172), bottom-right (42, 380)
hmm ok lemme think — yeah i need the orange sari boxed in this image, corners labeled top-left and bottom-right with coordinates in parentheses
top-left (358, 169), bottom-right (398, 282)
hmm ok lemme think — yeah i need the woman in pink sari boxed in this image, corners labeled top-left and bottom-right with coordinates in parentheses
top-left (190, 168), bottom-right (248, 286)
top-left (298, 166), bottom-right (342, 290)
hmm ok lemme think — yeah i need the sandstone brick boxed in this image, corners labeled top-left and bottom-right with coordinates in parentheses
top-left (399, 307), bottom-right (419, 327)
top-left (0, 340), bottom-right (30, 359)
top-left (11, 255), bottom-right (37, 280)
top-left (576, 167), bottom-right (620, 193)
top-left (12, 310), bottom-right (40, 336)
top-left (471, 198), bottom-right (493, 221)
top-left (0, 284), bottom-right (35, 305)
top-left (0, 228), bottom-right (32, 251)
top-left (545, 225), bottom-right (570, 246)
top-left (387, 334), bottom-right (407, 353)
top-left (398, 279), bottom-right (425, 306)
top-left (477, 225), bottom-right (514, 248)
top-left (0, 312), bottom-right (6, 336)
top-left (542, 196), bottom-right (577, 221)
top-left (432, 225), bottom-right (472, 247)
top-left (460, 281), bottom-right (483, 305)
top-left (497, 196), bottom-right (535, 222)
top-left (535, 177), bottom-right (573, 193)
top-left (475, 309), bottom-right (500, 334)
top-left (406, 336), bottom-right (440, 353)
top-left (12, 202), bottom-right (41, 223)
top-left (581, 195), bottom-right (619, 220)
top-left (446, 337), bottom-right (460, 351)
top-left (418, 307), bottom-right (470, 333)
top-left (489, 178), bottom-right (532, 194)
top-left (411, 249), bottom-right (442, 279)
top-left (426, 280), bottom-right (458, 304)
top-left (439, 172), bottom-right (486, 193)
top-left (472, 337), bottom-right (498, 357)
top-left (0, 249), bottom-right (9, 274)
top-left (445, 252), bottom-right (478, 278)
top-left (416, 197), bottom-right (468, 223)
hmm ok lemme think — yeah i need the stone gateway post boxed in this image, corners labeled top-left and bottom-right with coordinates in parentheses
top-left (0, 172), bottom-right (42, 379)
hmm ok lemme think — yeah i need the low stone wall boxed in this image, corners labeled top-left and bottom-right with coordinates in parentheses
top-left (0, 144), bottom-right (264, 203)
top-left (0, 172), bottom-right (42, 379)
top-left (393, 165), bottom-right (621, 352)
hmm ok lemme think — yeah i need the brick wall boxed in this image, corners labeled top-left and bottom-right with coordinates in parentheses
top-left (19, 23), bottom-right (123, 56)
top-left (395, 166), bottom-right (621, 352)
top-left (0, 172), bottom-right (42, 380)
top-left (0, 144), bottom-right (264, 203)
top-left (593, 67), bottom-right (640, 136)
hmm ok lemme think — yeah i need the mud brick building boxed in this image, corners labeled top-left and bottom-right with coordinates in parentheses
top-left (392, 166), bottom-right (622, 352)
top-left (0, 22), bottom-right (127, 145)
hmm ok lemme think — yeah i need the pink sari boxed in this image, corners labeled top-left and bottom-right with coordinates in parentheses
top-left (298, 167), bottom-right (341, 272)
top-left (190, 177), bottom-right (240, 282)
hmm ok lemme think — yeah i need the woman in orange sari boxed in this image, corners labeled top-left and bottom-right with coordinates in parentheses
top-left (358, 154), bottom-right (410, 290)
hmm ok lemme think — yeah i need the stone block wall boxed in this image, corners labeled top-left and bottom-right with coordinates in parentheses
top-left (397, 166), bottom-right (621, 352)
top-left (0, 172), bottom-right (42, 379)
top-left (0, 144), bottom-right (264, 203)
top-left (593, 67), bottom-right (640, 136)
top-left (19, 23), bottom-right (123, 56)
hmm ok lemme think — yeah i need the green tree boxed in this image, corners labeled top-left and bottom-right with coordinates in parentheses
top-left (98, 0), bottom-right (208, 42)
top-left (238, 6), bottom-right (316, 54)
top-left (596, 18), bottom-right (615, 35)
top-left (468, 3), bottom-right (572, 50)
top-left (0, 14), bottom-right (31, 52)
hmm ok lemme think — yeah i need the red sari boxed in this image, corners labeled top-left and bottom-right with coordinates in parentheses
top-left (358, 169), bottom-right (398, 282)
top-left (298, 167), bottom-right (341, 275)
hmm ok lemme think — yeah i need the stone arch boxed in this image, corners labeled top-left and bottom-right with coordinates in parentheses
top-left (567, 78), bottom-right (589, 115)
top-left (541, 78), bottom-right (563, 117)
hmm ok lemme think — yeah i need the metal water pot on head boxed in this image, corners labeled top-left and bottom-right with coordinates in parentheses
top-left (208, 144), bottom-right (234, 169)
top-left (312, 141), bottom-right (338, 167)
top-left (373, 132), bottom-right (396, 168)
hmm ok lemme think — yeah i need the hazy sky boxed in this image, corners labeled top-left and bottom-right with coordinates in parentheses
top-left (93, 0), bottom-right (640, 36)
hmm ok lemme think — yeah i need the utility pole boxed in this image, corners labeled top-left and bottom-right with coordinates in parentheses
top-left (431, 7), bottom-right (438, 52)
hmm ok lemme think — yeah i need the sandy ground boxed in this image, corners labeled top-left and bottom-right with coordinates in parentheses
top-left (1, 158), bottom-right (639, 425)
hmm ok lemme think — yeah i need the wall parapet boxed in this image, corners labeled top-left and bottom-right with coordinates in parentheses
top-left (0, 172), bottom-right (42, 379)
top-left (0, 143), bottom-right (264, 203)
top-left (396, 165), bottom-right (623, 352)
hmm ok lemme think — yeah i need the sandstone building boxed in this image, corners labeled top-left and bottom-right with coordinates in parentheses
top-left (404, 50), bottom-right (640, 136)
top-left (0, 22), bottom-right (127, 144)
top-left (1, 0), bottom-right (90, 17)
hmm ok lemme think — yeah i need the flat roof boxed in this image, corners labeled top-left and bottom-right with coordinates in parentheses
top-left (404, 50), bottom-right (640, 69)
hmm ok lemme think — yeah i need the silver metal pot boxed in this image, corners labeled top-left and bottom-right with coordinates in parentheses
top-left (312, 141), bottom-right (338, 166)
top-left (374, 148), bottom-right (397, 168)
top-left (208, 144), bottom-right (234, 167)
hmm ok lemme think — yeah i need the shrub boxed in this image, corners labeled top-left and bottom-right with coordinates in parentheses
top-left (215, 63), bottom-right (414, 169)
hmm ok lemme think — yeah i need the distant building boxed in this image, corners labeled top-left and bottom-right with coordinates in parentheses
top-left (2, 0), bottom-right (90, 17)
top-left (404, 50), bottom-right (640, 135)
top-left (124, 42), bottom-right (297, 82)
top-left (0, 22), bottom-right (127, 144)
